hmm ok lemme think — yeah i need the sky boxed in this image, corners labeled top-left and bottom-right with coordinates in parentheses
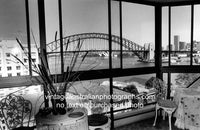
top-left (1, 0), bottom-right (200, 49)
top-left (0, 0), bottom-right (26, 40)
top-left (162, 5), bottom-right (200, 48)
top-left (44, 0), bottom-right (155, 45)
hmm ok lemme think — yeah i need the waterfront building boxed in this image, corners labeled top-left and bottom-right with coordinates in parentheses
top-left (193, 41), bottom-right (197, 51)
top-left (179, 41), bottom-right (186, 51)
top-left (196, 42), bottom-right (200, 51)
top-left (186, 43), bottom-right (191, 51)
top-left (0, 40), bottom-right (39, 77)
top-left (174, 35), bottom-right (180, 51)
top-left (166, 44), bottom-right (174, 51)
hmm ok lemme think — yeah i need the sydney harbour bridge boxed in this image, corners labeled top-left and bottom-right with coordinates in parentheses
top-left (46, 32), bottom-right (153, 61)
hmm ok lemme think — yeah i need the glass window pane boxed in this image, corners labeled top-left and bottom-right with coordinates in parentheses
top-left (61, 0), bottom-right (108, 71)
top-left (172, 73), bottom-right (200, 88)
top-left (171, 6), bottom-right (191, 65)
top-left (162, 7), bottom-right (169, 66)
top-left (29, 0), bottom-right (40, 76)
top-left (45, 0), bottom-right (59, 44)
top-left (193, 5), bottom-right (200, 65)
top-left (168, 73), bottom-right (200, 98)
top-left (45, 0), bottom-right (60, 74)
top-left (112, 74), bottom-right (156, 111)
top-left (0, 0), bottom-right (28, 77)
top-left (111, 1), bottom-right (121, 69)
top-left (113, 74), bottom-right (156, 127)
top-left (122, 3), bottom-right (155, 68)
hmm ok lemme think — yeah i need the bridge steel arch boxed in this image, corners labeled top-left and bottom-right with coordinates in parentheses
top-left (47, 32), bottom-right (146, 59)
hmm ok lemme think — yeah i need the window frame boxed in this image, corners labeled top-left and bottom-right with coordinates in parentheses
top-left (1, 0), bottom-right (200, 129)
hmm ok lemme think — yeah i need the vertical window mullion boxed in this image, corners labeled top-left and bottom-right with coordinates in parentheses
top-left (108, 0), bottom-right (114, 129)
top-left (167, 72), bottom-right (171, 99)
top-left (38, 0), bottom-right (47, 55)
top-left (168, 6), bottom-right (171, 66)
top-left (190, 4), bottom-right (194, 65)
top-left (38, 0), bottom-right (48, 107)
top-left (58, 0), bottom-right (64, 74)
top-left (119, 1), bottom-right (123, 69)
top-left (25, 0), bottom-right (32, 76)
top-left (155, 5), bottom-right (162, 79)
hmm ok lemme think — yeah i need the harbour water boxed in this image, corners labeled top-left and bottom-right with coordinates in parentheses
top-left (48, 55), bottom-right (194, 72)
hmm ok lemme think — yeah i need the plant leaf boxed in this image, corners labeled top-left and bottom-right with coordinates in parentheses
top-left (65, 39), bottom-right (69, 51)
top-left (38, 64), bottom-right (56, 94)
top-left (10, 54), bottom-right (26, 68)
top-left (16, 38), bottom-right (25, 51)
top-left (42, 49), bottom-right (50, 71)
top-left (82, 51), bottom-right (88, 62)
top-left (55, 31), bottom-right (58, 42)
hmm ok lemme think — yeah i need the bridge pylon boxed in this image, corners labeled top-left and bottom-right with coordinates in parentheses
top-left (143, 43), bottom-right (154, 61)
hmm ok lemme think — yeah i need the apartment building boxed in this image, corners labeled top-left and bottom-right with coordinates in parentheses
top-left (0, 40), bottom-right (39, 77)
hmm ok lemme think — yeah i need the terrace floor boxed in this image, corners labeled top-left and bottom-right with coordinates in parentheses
top-left (114, 117), bottom-right (182, 130)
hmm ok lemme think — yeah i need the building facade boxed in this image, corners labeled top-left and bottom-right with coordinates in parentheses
top-left (0, 40), bottom-right (39, 77)
top-left (174, 35), bottom-right (180, 51)
top-left (179, 41), bottom-right (186, 51)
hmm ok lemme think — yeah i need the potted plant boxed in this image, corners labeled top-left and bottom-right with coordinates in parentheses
top-left (11, 33), bottom-right (93, 115)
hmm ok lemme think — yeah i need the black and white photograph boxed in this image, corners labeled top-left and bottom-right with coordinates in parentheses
top-left (0, 0), bottom-right (200, 130)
